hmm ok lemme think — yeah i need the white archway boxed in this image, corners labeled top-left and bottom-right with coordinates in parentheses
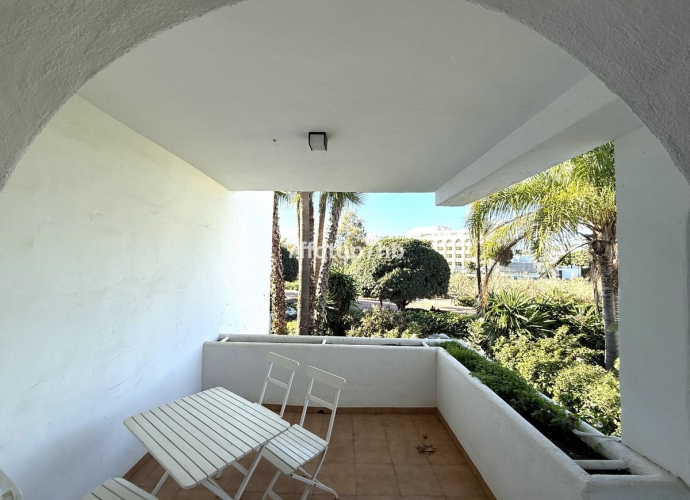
top-left (1, 0), bottom-right (689, 192)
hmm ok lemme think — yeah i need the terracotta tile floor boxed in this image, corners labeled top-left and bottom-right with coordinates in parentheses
top-left (127, 412), bottom-right (489, 500)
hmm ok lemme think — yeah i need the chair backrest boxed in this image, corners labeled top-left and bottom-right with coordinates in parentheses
top-left (0, 469), bottom-right (23, 500)
top-left (299, 366), bottom-right (346, 443)
top-left (258, 352), bottom-right (300, 417)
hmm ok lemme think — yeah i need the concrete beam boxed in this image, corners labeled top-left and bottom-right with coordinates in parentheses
top-left (435, 75), bottom-right (642, 206)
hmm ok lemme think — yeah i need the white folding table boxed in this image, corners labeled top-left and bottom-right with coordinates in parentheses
top-left (124, 387), bottom-right (290, 500)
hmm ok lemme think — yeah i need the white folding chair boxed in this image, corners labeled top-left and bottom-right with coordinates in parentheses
top-left (82, 478), bottom-right (158, 500)
top-left (0, 469), bottom-right (23, 500)
top-left (216, 351), bottom-right (300, 483)
top-left (257, 352), bottom-right (300, 417)
top-left (255, 366), bottom-right (346, 500)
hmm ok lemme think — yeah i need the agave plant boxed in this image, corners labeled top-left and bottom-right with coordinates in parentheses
top-left (483, 290), bottom-right (556, 342)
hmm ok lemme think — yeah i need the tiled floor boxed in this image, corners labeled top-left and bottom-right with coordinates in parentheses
top-left (127, 412), bottom-right (489, 500)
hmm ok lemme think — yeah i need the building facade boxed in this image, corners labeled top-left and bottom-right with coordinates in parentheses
top-left (405, 226), bottom-right (472, 272)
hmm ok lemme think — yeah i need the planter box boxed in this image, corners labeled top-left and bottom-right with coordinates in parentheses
top-left (437, 349), bottom-right (690, 500)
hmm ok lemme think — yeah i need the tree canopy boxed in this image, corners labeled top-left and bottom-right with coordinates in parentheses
top-left (466, 143), bottom-right (618, 368)
top-left (350, 237), bottom-right (450, 310)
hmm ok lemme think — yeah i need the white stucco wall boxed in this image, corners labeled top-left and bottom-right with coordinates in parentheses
top-left (616, 127), bottom-right (690, 484)
top-left (0, 96), bottom-right (272, 500)
top-left (202, 341), bottom-right (437, 408)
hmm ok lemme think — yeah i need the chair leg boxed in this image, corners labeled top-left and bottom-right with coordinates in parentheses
top-left (151, 471), bottom-right (169, 495)
top-left (299, 483), bottom-right (314, 500)
top-left (262, 470), bottom-right (281, 500)
top-left (312, 479), bottom-right (338, 499)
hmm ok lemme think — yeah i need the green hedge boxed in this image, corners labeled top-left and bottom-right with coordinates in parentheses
top-left (440, 341), bottom-right (576, 432)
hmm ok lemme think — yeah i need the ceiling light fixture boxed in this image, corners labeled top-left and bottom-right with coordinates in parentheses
top-left (308, 132), bottom-right (328, 151)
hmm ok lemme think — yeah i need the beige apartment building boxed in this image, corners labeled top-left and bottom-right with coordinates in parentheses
top-left (405, 225), bottom-right (473, 272)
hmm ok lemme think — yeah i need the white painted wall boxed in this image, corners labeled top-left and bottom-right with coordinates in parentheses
top-left (0, 96), bottom-right (272, 500)
top-left (202, 341), bottom-right (437, 408)
top-left (616, 127), bottom-right (690, 484)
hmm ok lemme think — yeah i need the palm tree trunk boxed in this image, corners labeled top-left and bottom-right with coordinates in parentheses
top-left (313, 200), bottom-right (344, 333)
top-left (599, 247), bottom-right (619, 370)
top-left (308, 195), bottom-right (316, 331)
top-left (314, 193), bottom-right (328, 284)
top-left (297, 192), bottom-right (313, 335)
top-left (270, 194), bottom-right (287, 335)
top-left (475, 235), bottom-right (483, 312)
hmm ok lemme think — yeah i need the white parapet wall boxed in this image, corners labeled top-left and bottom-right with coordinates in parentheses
top-left (436, 349), bottom-right (690, 500)
top-left (205, 338), bottom-right (689, 499)
top-left (202, 340), bottom-right (437, 409)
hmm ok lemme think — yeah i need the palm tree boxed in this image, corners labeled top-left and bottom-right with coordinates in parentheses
top-left (314, 192), bottom-right (329, 286)
top-left (312, 192), bottom-right (364, 333)
top-left (297, 192), bottom-right (314, 335)
top-left (466, 209), bottom-right (524, 313)
top-left (270, 192), bottom-right (289, 335)
top-left (470, 143), bottom-right (618, 368)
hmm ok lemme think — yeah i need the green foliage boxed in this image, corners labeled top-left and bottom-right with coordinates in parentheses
top-left (348, 306), bottom-right (421, 339)
top-left (448, 273), bottom-right (477, 305)
top-left (440, 342), bottom-right (577, 432)
top-left (286, 320), bottom-right (298, 335)
top-left (281, 246), bottom-right (298, 282)
top-left (332, 210), bottom-right (367, 269)
top-left (484, 290), bottom-right (556, 340)
top-left (325, 269), bottom-right (359, 336)
top-left (284, 280), bottom-right (299, 291)
top-left (559, 249), bottom-right (590, 268)
top-left (350, 237), bottom-right (450, 310)
top-left (493, 328), bottom-right (600, 395)
top-left (450, 274), bottom-right (595, 307)
top-left (466, 290), bottom-right (604, 356)
top-left (402, 309), bottom-right (473, 338)
top-left (552, 364), bottom-right (621, 435)
top-left (493, 330), bottom-right (620, 435)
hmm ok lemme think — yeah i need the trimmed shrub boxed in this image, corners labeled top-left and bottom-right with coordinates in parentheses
top-left (552, 364), bottom-right (621, 435)
top-left (350, 238), bottom-right (450, 310)
top-left (440, 342), bottom-right (576, 431)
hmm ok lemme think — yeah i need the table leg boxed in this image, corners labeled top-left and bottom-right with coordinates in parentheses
top-left (201, 478), bottom-right (234, 500)
top-left (152, 471), bottom-right (169, 495)
top-left (235, 448), bottom-right (264, 500)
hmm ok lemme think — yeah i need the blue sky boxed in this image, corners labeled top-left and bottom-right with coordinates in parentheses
top-left (280, 193), bottom-right (469, 244)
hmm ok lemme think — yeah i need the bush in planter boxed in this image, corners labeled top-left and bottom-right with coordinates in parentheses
top-left (492, 327), bottom-right (600, 395)
top-left (440, 341), bottom-right (576, 431)
top-left (492, 330), bottom-right (620, 435)
top-left (552, 364), bottom-right (621, 435)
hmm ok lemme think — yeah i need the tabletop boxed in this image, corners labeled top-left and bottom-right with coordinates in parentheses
top-left (124, 387), bottom-right (290, 489)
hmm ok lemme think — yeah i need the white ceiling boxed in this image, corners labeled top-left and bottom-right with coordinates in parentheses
top-left (78, 0), bottom-right (589, 192)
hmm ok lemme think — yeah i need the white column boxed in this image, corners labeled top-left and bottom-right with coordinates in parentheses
top-left (616, 127), bottom-right (690, 484)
